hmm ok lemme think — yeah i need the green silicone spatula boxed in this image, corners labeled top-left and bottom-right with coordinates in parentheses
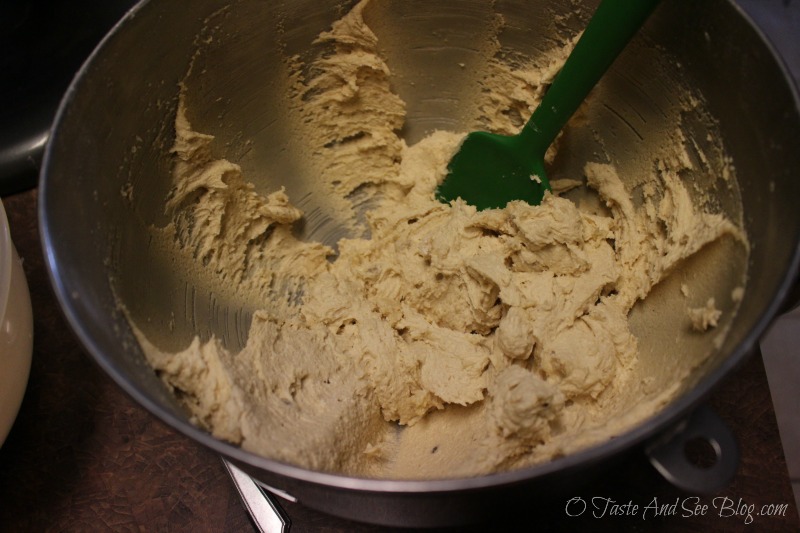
top-left (436, 0), bottom-right (661, 211)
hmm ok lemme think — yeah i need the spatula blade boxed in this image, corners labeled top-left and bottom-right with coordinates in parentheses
top-left (436, 131), bottom-right (550, 211)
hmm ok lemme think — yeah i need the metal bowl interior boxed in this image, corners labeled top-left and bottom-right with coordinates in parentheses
top-left (39, 0), bottom-right (800, 526)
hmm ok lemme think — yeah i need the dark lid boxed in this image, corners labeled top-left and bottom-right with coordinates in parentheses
top-left (0, 0), bottom-right (137, 194)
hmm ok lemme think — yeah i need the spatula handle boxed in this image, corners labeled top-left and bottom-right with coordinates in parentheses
top-left (521, 0), bottom-right (661, 156)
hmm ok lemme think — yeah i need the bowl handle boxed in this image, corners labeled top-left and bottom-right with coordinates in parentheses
top-left (645, 405), bottom-right (739, 493)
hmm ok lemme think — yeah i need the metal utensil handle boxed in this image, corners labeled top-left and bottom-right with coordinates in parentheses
top-left (645, 405), bottom-right (739, 494)
top-left (223, 459), bottom-right (291, 533)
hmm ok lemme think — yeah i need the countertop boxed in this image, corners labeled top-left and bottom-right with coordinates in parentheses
top-left (1, 188), bottom-right (799, 532)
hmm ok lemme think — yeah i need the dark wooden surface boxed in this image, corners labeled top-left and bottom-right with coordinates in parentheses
top-left (1, 187), bottom-right (798, 532)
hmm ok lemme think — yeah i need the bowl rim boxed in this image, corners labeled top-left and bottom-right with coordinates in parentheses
top-left (0, 200), bottom-right (12, 328)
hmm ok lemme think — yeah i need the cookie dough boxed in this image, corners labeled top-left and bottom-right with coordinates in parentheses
top-left (136, 0), bottom-right (748, 479)
top-left (689, 298), bottom-right (723, 332)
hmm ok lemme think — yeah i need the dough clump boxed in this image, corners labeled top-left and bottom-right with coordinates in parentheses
top-left (137, 0), bottom-right (747, 479)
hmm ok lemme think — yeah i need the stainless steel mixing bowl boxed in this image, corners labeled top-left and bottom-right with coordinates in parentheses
top-left (39, 0), bottom-right (800, 526)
